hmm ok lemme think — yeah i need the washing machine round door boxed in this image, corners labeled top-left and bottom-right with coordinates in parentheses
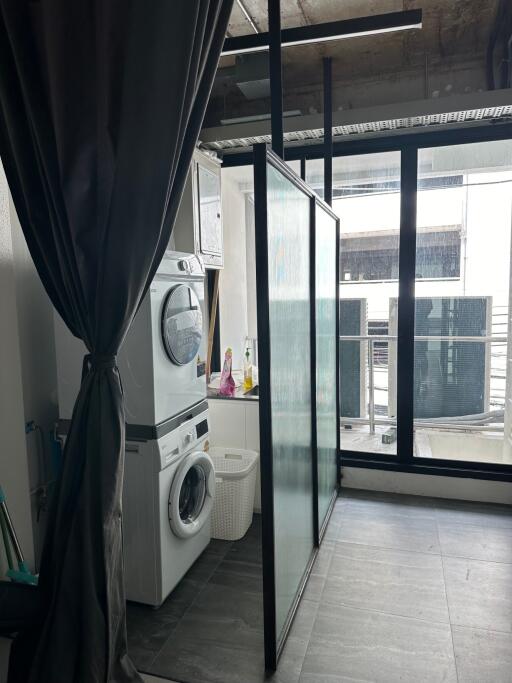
top-left (161, 284), bottom-right (203, 366)
top-left (168, 451), bottom-right (215, 538)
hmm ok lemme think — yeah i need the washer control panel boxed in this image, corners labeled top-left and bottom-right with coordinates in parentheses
top-left (178, 409), bottom-right (209, 455)
top-left (155, 408), bottom-right (209, 471)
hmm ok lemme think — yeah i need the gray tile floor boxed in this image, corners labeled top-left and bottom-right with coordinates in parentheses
top-left (129, 489), bottom-right (512, 683)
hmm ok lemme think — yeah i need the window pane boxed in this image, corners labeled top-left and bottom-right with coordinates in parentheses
top-left (414, 140), bottom-right (512, 465)
top-left (314, 152), bottom-right (401, 456)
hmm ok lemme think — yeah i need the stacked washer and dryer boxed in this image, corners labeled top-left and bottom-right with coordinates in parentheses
top-left (54, 252), bottom-right (215, 607)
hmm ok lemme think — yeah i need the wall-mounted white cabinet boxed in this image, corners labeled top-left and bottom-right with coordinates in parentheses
top-left (173, 148), bottom-right (223, 269)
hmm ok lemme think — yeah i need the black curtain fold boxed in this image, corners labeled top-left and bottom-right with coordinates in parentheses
top-left (0, 1), bottom-right (233, 681)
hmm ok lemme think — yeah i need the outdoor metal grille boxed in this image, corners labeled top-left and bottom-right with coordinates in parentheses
top-left (200, 105), bottom-right (512, 152)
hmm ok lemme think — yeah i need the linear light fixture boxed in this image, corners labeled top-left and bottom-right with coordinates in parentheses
top-left (220, 110), bottom-right (301, 126)
top-left (222, 9), bottom-right (422, 56)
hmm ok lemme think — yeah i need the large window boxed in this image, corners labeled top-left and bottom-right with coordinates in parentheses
top-left (327, 135), bottom-right (512, 471)
top-left (220, 129), bottom-right (512, 476)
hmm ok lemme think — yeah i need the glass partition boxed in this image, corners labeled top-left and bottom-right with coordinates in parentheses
top-left (254, 148), bottom-right (315, 669)
top-left (315, 199), bottom-right (339, 532)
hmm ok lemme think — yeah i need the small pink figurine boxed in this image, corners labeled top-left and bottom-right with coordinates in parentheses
top-left (219, 347), bottom-right (236, 397)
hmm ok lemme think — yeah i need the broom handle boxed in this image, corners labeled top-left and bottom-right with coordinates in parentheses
top-left (0, 505), bottom-right (14, 570)
top-left (0, 495), bottom-right (24, 565)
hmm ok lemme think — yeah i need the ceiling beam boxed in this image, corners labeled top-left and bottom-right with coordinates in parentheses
top-left (222, 9), bottom-right (422, 56)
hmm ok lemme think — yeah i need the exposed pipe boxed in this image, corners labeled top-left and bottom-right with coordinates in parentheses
top-left (323, 57), bottom-right (333, 206)
top-left (236, 0), bottom-right (259, 34)
top-left (487, 0), bottom-right (507, 90)
top-left (508, 33), bottom-right (512, 88)
top-left (268, 0), bottom-right (284, 158)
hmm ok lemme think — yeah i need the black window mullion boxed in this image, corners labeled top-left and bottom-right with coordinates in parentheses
top-left (396, 147), bottom-right (418, 463)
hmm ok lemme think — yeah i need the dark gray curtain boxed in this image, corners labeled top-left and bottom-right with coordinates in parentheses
top-left (0, 1), bottom-right (233, 681)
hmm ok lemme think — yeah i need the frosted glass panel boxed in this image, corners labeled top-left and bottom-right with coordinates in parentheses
top-left (315, 202), bottom-right (338, 529)
top-left (266, 163), bottom-right (314, 639)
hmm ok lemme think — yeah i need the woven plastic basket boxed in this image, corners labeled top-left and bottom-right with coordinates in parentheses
top-left (209, 447), bottom-right (259, 541)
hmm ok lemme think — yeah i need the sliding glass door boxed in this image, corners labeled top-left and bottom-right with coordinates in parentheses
top-left (254, 145), bottom-right (340, 670)
top-left (331, 132), bottom-right (512, 477)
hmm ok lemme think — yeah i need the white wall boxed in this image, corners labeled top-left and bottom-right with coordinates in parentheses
top-left (342, 466), bottom-right (512, 505)
top-left (0, 161), bottom-right (58, 574)
top-left (10, 199), bottom-right (59, 566)
top-left (245, 196), bottom-right (257, 341)
top-left (0, 162), bottom-right (35, 575)
top-left (219, 171), bottom-right (249, 370)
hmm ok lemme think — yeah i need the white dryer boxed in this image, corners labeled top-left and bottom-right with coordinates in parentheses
top-left (122, 406), bottom-right (215, 607)
top-left (54, 251), bottom-right (207, 428)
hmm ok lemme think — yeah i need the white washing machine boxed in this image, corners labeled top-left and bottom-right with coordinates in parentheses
top-left (53, 251), bottom-right (214, 607)
top-left (122, 406), bottom-right (215, 607)
top-left (54, 251), bottom-right (207, 427)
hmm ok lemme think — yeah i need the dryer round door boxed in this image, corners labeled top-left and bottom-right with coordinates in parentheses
top-left (161, 284), bottom-right (203, 366)
top-left (168, 451), bottom-right (215, 538)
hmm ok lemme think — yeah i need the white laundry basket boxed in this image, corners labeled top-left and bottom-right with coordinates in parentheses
top-left (209, 447), bottom-right (259, 541)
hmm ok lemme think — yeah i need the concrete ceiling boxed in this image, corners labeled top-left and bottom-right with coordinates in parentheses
top-left (204, 0), bottom-right (505, 127)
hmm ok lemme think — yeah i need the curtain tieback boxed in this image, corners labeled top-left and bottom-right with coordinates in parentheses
top-left (81, 353), bottom-right (118, 380)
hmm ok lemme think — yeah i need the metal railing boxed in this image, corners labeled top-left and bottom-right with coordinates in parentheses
top-left (339, 334), bottom-right (508, 435)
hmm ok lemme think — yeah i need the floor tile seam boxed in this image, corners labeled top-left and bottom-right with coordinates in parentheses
top-left (449, 622), bottom-right (512, 636)
top-left (448, 618), bottom-right (512, 635)
top-left (315, 594), bottom-right (453, 628)
top-left (332, 538), bottom-right (446, 562)
top-left (146, 552), bottom-right (228, 666)
top-left (294, 607), bottom-right (320, 683)
top-left (191, 551), bottom-right (227, 590)
top-left (315, 538), bottom-right (336, 589)
top-left (340, 507), bottom-right (438, 519)
top-left (440, 551), bottom-right (512, 566)
top-left (437, 520), bottom-right (459, 683)
top-left (291, 596), bottom-right (322, 657)
top-left (341, 497), bottom-right (437, 509)
top-left (433, 500), bottom-right (512, 513)
top-left (333, 536), bottom-right (442, 557)
top-left (130, 544), bottom-right (233, 669)
top-left (339, 516), bottom-right (439, 527)
top-left (146, 613), bottom-right (266, 672)
top-left (297, 599), bottom-right (323, 679)
top-left (436, 519), bottom-right (512, 532)
top-left (143, 616), bottom-right (187, 672)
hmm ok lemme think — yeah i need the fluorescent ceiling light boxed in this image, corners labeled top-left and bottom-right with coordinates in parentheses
top-left (220, 110), bottom-right (301, 125)
top-left (222, 9), bottom-right (422, 56)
